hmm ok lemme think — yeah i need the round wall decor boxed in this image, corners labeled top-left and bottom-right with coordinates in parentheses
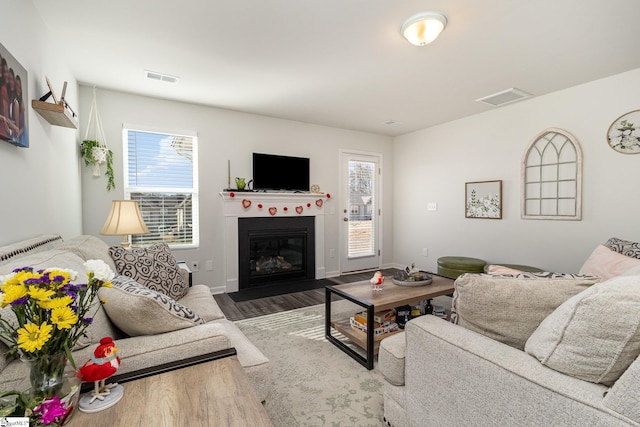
top-left (607, 110), bottom-right (640, 154)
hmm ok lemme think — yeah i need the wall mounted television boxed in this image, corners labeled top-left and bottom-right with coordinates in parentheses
top-left (252, 152), bottom-right (310, 192)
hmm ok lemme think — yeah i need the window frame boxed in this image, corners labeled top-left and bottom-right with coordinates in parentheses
top-left (122, 125), bottom-right (200, 249)
top-left (521, 127), bottom-right (582, 221)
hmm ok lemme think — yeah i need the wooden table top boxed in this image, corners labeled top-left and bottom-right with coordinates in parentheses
top-left (329, 274), bottom-right (455, 312)
top-left (67, 355), bottom-right (272, 427)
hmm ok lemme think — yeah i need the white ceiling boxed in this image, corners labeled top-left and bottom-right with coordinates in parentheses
top-left (32, 0), bottom-right (640, 137)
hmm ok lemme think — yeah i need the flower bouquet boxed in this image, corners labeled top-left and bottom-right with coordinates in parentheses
top-left (0, 259), bottom-right (114, 425)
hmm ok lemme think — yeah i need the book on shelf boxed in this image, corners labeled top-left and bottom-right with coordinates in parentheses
top-left (349, 316), bottom-right (399, 335)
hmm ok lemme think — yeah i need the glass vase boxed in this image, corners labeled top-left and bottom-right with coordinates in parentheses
top-left (22, 353), bottom-right (81, 425)
top-left (24, 352), bottom-right (67, 399)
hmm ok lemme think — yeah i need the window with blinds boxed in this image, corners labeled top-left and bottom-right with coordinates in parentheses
top-left (123, 128), bottom-right (199, 248)
top-left (347, 160), bottom-right (376, 257)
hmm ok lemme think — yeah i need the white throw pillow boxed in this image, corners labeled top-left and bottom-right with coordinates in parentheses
top-left (98, 275), bottom-right (204, 337)
top-left (579, 245), bottom-right (640, 281)
top-left (525, 274), bottom-right (640, 386)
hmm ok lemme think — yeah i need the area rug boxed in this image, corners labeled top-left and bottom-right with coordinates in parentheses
top-left (235, 303), bottom-right (386, 426)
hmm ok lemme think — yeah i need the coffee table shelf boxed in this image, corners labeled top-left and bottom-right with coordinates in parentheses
top-left (325, 275), bottom-right (455, 370)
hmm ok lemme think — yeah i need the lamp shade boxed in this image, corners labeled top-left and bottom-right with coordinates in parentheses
top-left (401, 12), bottom-right (448, 46)
top-left (100, 200), bottom-right (149, 237)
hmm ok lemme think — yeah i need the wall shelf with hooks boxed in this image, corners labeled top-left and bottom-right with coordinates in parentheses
top-left (31, 100), bottom-right (78, 129)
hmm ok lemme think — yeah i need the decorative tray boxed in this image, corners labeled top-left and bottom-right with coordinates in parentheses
top-left (392, 272), bottom-right (433, 287)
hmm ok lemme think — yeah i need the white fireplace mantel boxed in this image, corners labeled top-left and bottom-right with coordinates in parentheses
top-left (220, 191), bottom-right (330, 292)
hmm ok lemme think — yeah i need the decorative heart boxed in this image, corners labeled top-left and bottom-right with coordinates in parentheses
top-left (316, 199), bottom-right (323, 208)
top-left (295, 206), bottom-right (303, 214)
top-left (307, 203), bottom-right (311, 208)
top-left (242, 199), bottom-right (251, 209)
top-left (258, 203), bottom-right (263, 209)
top-left (283, 206), bottom-right (288, 212)
top-left (229, 192), bottom-right (235, 198)
top-left (269, 207), bottom-right (277, 216)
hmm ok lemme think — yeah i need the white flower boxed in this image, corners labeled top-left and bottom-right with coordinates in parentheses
top-left (84, 259), bottom-right (115, 282)
top-left (0, 272), bottom-right (16, 287)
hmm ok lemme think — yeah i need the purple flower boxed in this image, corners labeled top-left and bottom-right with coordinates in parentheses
top-left (34, 396), bottom-right (67, 424)
top-left (83, 317), bottom-right (94, 325)
top-left (10, 297), bottom-right (28, 306)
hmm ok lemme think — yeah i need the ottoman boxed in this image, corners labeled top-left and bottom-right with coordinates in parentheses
top-left (437, 256), bottom-right (486, 279)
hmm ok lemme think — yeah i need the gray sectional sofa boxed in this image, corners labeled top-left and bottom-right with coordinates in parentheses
top-left (0, 234), bottom-right (270, 401)
top-left (379, 238), bottom-right (640, 426)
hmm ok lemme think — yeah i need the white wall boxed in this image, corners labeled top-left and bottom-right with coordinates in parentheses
top-left (393, 68), bottom-right (640, 274)
top-left (0, 1), bottom-right (81, 245)
top-left (78, 87), bottom-right (394, 291)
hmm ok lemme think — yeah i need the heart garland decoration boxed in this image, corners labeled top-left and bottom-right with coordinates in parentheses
top-left (295, 206), bottom-right (304, 214)
top-left (316, 199), bottom-right (323, 208)
top-left (242, 199), bottom-right (251, 209)
top-left (268, 207), bottom-right (277, 216)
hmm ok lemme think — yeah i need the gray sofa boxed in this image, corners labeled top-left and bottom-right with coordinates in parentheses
top-left (0, 234), bottom-right (270, 401)
top-left (379, 239), bottom-right (640, 426)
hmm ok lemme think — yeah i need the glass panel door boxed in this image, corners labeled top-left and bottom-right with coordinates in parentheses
top-left (340, 152), bottom-right (380, 273)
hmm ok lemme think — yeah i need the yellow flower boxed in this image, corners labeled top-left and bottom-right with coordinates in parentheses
top-left (102, 281), bottom-right (112, 288)
top-left (27, 286), bottom-right (55, 301)
top-left (16, 322), bottom-right (53, 353)
top-left (38, 295), bottom-right (73, 310)
top-left (50, 306), bottom-right (78, 329)
top-left (0, 284), bottom-right (28, 307)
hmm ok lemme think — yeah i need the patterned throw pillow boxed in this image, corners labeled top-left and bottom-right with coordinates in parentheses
top-left (98, 275), bottom-right (204, 337)
top-left (605, 237), bottom-right (640, 260)
top-left (452, 272), bottom-right (600, 350)
top-left (109, 243), bottom-right (188, 300)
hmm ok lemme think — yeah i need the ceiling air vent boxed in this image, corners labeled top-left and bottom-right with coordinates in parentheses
top-left (476, 88), bottom-right (531, 107)
top-left (144, 70), bottom-right (179, 84)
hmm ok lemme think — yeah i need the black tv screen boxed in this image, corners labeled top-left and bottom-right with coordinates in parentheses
top-left (253, 153), bottom-right (310, 192)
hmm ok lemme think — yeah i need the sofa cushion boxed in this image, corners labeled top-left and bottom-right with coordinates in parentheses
top-left (55, 235), bottom-right (117, 272)
top-left (525, 274), bottom-right (640, 386)
top-left (452, 272), bottom-right (599, 350)
top-left (178, 285), bottom-right (226, 322)
top-left (485, 264), bottom-right (523, 274)
top-left (579, 245), bottom-right (640, 281)
top-left (98, 275), bottom-right (204, 337)
top-left (109, 243), bottom-right (188, 300)
top-left (605, 237), bottom-right (640, 260)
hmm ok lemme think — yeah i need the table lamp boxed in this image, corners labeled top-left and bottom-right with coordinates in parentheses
top-left (100, 200), bottom-right (149, 248)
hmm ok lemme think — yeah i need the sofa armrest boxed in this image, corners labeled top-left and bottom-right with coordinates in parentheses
top-left (402, 315), bottom-right (633, 426)
top-left (604, 355), bottom-right (640, 421)
top-left (379, 332), bottom-right (406, 386)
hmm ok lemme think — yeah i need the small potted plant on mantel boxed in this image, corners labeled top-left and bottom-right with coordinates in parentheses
top-left (80, 139), bottom-right (115, 191)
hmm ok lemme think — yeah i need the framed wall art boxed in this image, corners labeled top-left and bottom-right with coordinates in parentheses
top-left (0, 42), bottom-right (28, 147)
top-left (465, 180), bottom-right (502, 219)
top-left (607, 110), bottom-right (640, 154)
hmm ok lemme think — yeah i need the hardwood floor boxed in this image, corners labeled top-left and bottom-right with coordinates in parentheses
top-left (214, 268), bottom-right (400, 321)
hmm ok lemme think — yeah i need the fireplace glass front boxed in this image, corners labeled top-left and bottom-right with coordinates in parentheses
top-left (238, 216), bottom-right (315, 289)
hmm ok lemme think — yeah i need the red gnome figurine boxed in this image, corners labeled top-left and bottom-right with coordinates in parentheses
top-left (78, 337), bottom-right (122, 407)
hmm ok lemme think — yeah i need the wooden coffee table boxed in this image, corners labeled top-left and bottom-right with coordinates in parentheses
top-left (67, 349), bottom-right (272, 427)
top-left (325, 274), bottom-right (455, 369)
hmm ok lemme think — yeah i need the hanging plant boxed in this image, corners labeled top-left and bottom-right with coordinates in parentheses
top-left (81, 87), bottom-right (115, 191)
top-left (80, 139), bottom-right (115, 191)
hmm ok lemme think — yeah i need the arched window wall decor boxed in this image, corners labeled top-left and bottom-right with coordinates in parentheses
top-left (521, 128), bottom-right (582, 220)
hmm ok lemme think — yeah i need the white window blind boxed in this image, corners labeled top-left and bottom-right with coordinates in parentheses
top-left (347, 160), bottom-right (376, 257)
top-left (123, 128), bottom-right (199, 248)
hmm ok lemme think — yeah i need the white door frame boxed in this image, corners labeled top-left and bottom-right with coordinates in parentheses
top-left (339, 149), bottom-right (382, 274)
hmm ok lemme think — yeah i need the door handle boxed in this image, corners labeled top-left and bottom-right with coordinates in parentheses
top-left (343, 218), bottom-right (349, 222)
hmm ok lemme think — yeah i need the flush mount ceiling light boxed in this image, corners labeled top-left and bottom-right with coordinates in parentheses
top-left (400, 12), bottom-right (448, 46)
